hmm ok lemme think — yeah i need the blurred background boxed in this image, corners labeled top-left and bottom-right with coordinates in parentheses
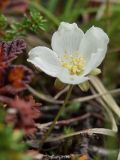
top-left (0, 0), bottom-right (120, 160)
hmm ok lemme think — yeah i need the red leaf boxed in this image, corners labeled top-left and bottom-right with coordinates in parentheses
top-left (0, 39), bottom-right (26, 68)
top-left (0, 65), bottom-right (33, 94)
top-left (6, 96), bottom-right (41, 135)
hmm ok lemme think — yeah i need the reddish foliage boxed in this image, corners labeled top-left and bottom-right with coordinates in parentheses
top-left (0, 39), bottom-right (33, 94)
top-left (0, 0), bottom-right (28, 13)
top-left (8, 65), bottom-right (29, 88)
top-left (0, 0), bottom-right (10, 11)
top-left (0, 39), bottom-right (26, 68)
top-left (0, 38), bottom-right (40, 136)
top-left (6, 96), bottom-right (41, 135)
top-left (0, 65), bottom-right (32, 94)
top-left (6, 0), bottom-right (28, 13)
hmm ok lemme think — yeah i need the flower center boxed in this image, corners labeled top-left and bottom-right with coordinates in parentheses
top-left (60, 54), bottom-right (85, 75)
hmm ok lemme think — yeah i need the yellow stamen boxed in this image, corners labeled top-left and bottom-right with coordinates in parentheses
top-left (61, 54), bottom-right (85, 75)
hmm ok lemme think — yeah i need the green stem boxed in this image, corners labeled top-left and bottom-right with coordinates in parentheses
top-left (47, 0), bottom-right (59, 12)
top-left (39, 85), bottom-right (73, 150)
top-left (63, 0), bottom-right (74, 20)
top-left (105, 0), bottom-right (110, 33)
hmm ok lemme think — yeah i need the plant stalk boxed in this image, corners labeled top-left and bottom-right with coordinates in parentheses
top-left (39, 85), bottom-right (73, 150)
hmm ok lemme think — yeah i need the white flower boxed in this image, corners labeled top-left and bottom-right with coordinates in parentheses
top-left (27, 22), bottom-right (109, 85)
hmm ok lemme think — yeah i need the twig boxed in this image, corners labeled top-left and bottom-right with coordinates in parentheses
top-left (34, 154), bottom-right (70, 160)
top-left (98, 99), bottom-right (117, 131)
top-left (46, 128), bottom-right (116, 143)
top-left (36, 112), bottom-right (105, 130)
top-left (26, 84), bottom-right (63, 104)
top-left (72, 87), bottom-right (120, 103)
top-left (54, 86), bottom-right (69, 100)
top-left (90, 86), bottom-right (118, 132)
top-left (27, 84), bottom-right (120, 104)
top-left (90, 76), bottom-right (120, 118)
top-left (33, 148), bottom-right (118, 160)
top-left (34, 154), bottom-right (83, 160)
top-left (36, 113), bottom-right (90, 129)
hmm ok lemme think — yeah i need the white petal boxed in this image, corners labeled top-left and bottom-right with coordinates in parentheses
top-left (51, 22), bottom-right (84, 56)
top-left (84, 49), bottom-right (106, 75)
top-left (79, 26), bottom-right (109, 61)
top-left (27, 46), bottom-right (60, 77)
top-left (57, 69), bottom-right (89, 85)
